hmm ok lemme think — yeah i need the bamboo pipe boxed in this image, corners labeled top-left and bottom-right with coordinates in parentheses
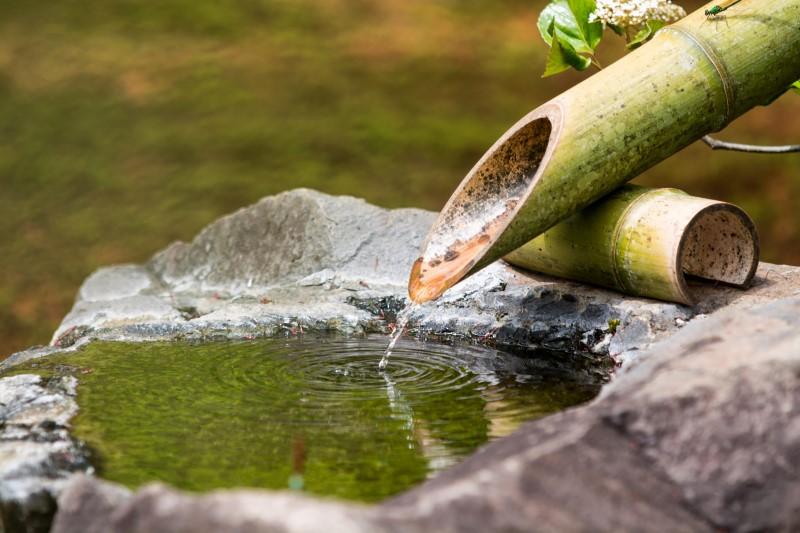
top-left (504, 185), bottom-right (758, 304)
top-left (409, 0), bottom-right (800, 303)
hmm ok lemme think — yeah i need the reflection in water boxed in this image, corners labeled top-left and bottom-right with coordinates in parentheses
top-left (383, 367), bottom-right (460, 475)
top-left (9, 335), bottom-right (602, 502)
top-left (382, 371), bottom-right (415, 445)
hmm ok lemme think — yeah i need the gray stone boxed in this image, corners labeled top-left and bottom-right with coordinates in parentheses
top-left (3, 188), bottom-right (800, 531)
top-left (52, 476), bottom-right (379, 533)
top-left (22, 189), bottom-right (797, 369)
top-left (53, 295), bottom-right (183, 346)
top-left (381, 294), bottom-right (800, 532)
top-left (52, 294), bottom-right (800, 533)
top-left (77, 265), bottom-right (157, 303)
top-left (48, 476), bottom-right (131, 533)
top-left (598, 296), bottom-right (800, 531)
top-left (148, 188), bottom-right (434, 292)
top-left (0, 375), bottom-right (91, 533)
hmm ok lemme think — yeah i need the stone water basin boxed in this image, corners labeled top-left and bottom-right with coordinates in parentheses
top-left (6, 335), bottom-right (601, 503)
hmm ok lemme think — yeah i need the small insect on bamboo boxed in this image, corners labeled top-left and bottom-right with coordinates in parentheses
top-left (705, 0), bottom-right (743, 17)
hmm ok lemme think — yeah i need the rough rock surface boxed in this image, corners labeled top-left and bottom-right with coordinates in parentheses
top-left (2, 188), bottom-right (800, 532)
top-left (0, 375), bottom-right (91, 533)
top-left (0, 188), bottom-right (791, 369)
top-left (49, 294), bottom-right (800, 533)
top-left (52, 477), bottom-right (376, 533)
top-left (383, 294), bottom-right (800, 532)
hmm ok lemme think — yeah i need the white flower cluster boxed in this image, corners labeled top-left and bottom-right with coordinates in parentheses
top-left (589, 0), bottom-right (686, 29)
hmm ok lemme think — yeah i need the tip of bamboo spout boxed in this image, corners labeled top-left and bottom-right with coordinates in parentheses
top-left (408, 106), bottom-right (560, 303)
top-left (408, 210), bottom-right (513, 303)
top-left (408, 232), bottom-right (493, 303)
top-left (408, 258), bottom-right (440, 304)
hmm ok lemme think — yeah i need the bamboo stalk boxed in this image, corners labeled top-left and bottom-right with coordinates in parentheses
top-left (504, 185), bottom-right (758, 304)
top-left (409, 0), bottom-right (800, 303)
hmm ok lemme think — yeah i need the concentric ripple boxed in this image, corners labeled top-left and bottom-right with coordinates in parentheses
top-left (211, 337), bottom-right (485, 399)
top-left (14, 335), bottom-right (602, 502)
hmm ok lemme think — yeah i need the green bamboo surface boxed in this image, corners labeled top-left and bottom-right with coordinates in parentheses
top-left (505, 185), bottom-right (758, 304)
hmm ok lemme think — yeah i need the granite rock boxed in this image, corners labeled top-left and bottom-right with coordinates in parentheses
top-left (49, 294), bottom-right (800, 533)
top-left (382, 294), bottom-right (800, 532)
top-left (27, 188), bottom-right (797, 369)
top-left (0, 375), bottom-right (91, 533)
top-left (52, 477), bottom-right (377, 533)
top-left (2, 189), bottom-right (800, 532)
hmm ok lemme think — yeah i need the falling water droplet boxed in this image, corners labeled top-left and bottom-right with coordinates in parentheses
top-left (379, 304), bottom-right (419, 370)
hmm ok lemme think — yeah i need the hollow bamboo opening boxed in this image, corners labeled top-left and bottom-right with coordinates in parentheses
top-left (504, 186), bottom-right (759, 305)
top-left (409, 113), bottom-right (557, 303)
top-left (678, 204), bottom-right (758, 300)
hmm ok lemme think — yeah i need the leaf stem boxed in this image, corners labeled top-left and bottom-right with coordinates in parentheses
top-left (701, 135), bottom-right (800, 154)
top-left (591, 57), bottom-right (604, 70)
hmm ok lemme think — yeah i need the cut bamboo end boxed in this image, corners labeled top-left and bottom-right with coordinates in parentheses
top-left (408, 105), bottom-right (561, 303)
top-left (504, 186), bottom-right (759, 305)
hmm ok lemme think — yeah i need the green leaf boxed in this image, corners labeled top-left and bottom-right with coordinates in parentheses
top-left (626, 20), bottom-right (666, 50)
top-left (792, 80), bottom-right (800, 95)
top-left (537, 0), bottom-right (603, 54)
top-left (542, 28), bottom-right (593, 78)
top-left (568, 0), bottom-right (603, 49)
top-left (537, 4), bottom-right (558, 46)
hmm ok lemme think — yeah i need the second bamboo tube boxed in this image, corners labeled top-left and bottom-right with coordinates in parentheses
top-left (504, 185), bottom-right (759, 304)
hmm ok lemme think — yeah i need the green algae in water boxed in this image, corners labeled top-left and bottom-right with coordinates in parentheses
top-left (9, 335), bottom-right (601, 502)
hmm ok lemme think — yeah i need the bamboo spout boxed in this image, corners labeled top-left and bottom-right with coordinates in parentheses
top-left (505, 186), bottom-right (759, 305)
top-left (409, 0), bottom-right (800, 303)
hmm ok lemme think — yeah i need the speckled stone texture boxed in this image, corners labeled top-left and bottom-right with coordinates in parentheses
top-left (49, 294), bottom-right (800, 533)
top-left (3, 188), bottom-right (792, 369)
top-left (0, 375), bottom-right (91, 533)
top-left (2, 189), bottom-right (800, 532)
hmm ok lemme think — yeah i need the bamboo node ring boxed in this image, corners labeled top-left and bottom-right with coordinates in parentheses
top-left (662, 26), bottom-right (736, 129)
top-left (609, 189), bottom-right (654, 294)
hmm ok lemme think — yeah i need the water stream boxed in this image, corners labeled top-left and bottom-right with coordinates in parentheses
top-left (379, 303), bottom-right (419, 371)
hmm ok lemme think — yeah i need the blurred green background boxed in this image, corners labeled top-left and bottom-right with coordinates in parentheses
top-left (1, 0), bottom-right (798, 358)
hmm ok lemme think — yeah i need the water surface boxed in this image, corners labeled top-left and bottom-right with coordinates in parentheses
top-left (12, 335), bottom-right (601, 502)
